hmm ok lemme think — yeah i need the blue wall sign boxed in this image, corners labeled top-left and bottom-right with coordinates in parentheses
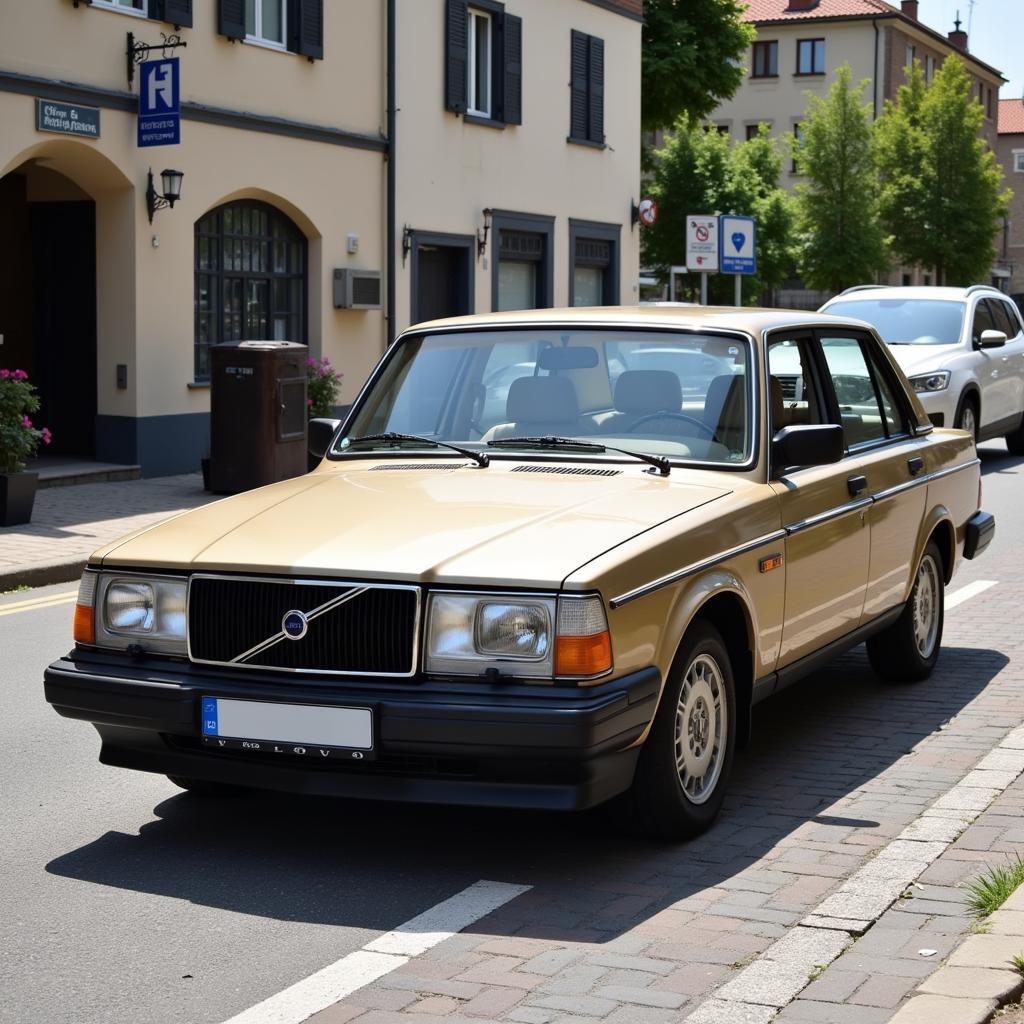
top-left (720, 215), bottom-right (756, 275)
top-left (138, 57), bottom-right (181, 148)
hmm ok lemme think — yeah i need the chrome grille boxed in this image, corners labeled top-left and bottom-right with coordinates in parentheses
top-left (187, 575), bottom-right (419, 676)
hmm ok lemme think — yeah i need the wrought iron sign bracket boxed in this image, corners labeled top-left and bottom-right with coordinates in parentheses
top-left (127, 31), bottom-right (187, 86)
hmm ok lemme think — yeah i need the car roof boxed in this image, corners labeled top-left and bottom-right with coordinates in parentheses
top-left (406, 305), bottom-right (877, 336)
top-left (823, 286), bottom-right (1000, 304)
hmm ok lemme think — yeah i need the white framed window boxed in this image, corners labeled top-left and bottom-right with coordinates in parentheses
top-left (468, 8), bottom-right (493, 118)
top-left (1014, 151), bottom-right (1024, 173)
top-left (925, 54), bottom-right (935, 81)
top-left (91, 0), bottom-right (146, 15)
top-left (246, 0), bottom-right (287, 49)
top-left (905, 44), bottom-right (915, 69)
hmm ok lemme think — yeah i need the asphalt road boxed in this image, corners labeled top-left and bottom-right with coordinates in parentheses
top-left (2, 440), bottom-right (1021, 1024)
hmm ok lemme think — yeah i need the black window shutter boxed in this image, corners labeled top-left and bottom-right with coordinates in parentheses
top-left (502, 13), bottom-right (522, 125)
top-left (149, 0), bottom-right (193, 27)
top-left (588, 35), bottom-right (604, 144)
top-left (218, 0), bottom-right (246, 40)
top-left (288, 0), bottom-right (324, 59)
top-left (445, 0), bottom-right (469, 114)
top-left (569, 30), bottom-right (588, 140)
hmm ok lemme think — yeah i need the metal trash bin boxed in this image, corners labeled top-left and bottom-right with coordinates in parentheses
top-left (209, 340), bottom-right (308, 493)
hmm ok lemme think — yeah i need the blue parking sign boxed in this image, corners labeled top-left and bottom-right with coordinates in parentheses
top-left (720, 215), bottom-right (756, 275)
top-left (138, 58), bottom-right (180, 147)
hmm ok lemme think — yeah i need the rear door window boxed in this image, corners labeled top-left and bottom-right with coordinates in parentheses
top-left (818, 335), bottom-right (899, 450)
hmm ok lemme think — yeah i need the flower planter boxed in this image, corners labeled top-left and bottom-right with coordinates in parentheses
top-left (0, 471), bottom-right (39, 527)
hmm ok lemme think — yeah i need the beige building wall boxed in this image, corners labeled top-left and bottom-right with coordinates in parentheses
top-left (394, 0), bottom-right (641, 327)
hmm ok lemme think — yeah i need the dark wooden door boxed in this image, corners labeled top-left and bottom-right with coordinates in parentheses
top-left (31, 201), bottom-right (97, 457)
top-left (415, 244), bottom-right (469, 324)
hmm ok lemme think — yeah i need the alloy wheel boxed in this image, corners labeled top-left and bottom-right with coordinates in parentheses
top-left (913, 553), bottom-right (941, 658)
top-left (674, 653), bottom-right (727, 805)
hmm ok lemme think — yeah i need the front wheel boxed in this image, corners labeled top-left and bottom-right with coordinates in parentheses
top-left (612, 621), bottom-right (736, 839)
top-left (866, 540), bottom-right (944, 682)
top-left (955, 396), bottom-right (978, 442)
top-left (1005, 415), bottom-right (1024, 454)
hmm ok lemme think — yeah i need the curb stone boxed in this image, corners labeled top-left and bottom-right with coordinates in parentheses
top-left (0, 557), bottom-right (87, 592)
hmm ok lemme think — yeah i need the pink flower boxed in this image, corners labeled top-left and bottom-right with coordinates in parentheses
top-left (41, 428), bottom-right (52, 446)
top-left (21, 416), bottom-right (32, 429)
top-left (306, 399), bottom-right (313, 407)
top-left (13, 369), bottom-right (28, 380)
top-left (0, 370), bottom-right (9, 379)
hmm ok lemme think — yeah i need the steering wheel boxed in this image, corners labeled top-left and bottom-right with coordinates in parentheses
top-left (626, 411), bottom-right (718, 441)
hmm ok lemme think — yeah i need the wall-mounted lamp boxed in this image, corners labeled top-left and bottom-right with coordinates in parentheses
top-left (402, 224), bottom-right (413, 266)
top-left (146, 167), bottom-right (184, 224)
top-left (477, 208), bottom-right (493, 258)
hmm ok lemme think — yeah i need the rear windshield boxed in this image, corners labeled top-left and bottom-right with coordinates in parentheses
top-left (825, 299), bottom-right (965, 345)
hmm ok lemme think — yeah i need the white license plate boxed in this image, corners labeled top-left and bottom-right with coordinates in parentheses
top-left (201, 697), bottom-right (373, 758)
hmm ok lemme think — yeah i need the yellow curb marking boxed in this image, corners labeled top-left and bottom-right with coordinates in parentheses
top-left (0, 591), bottom-right (77, 616)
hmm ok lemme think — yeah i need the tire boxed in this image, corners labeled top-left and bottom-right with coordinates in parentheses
top-left (1005, 416), bottom-right (1024, 454)
top-left (612, 621), bottom-right (736, 840)
top-left (866, 539), bottom-right (944, 683)
top-left (954, 395), bottom-right (978, 442)
top-left (166, 775), bottom-right (246, 797)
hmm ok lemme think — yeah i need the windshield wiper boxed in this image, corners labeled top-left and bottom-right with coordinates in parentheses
top-left (341, 432), bottom-right (489, 468)
top-left (487, 435), bottom-right (670, 476)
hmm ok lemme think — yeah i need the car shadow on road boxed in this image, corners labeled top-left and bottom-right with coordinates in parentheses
top-left (978, 443), bottom-right (1024, 475)
top-left (45, 643), bottom-right (1009, 943)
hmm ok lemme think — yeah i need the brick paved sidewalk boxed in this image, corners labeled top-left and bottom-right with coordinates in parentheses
top-left (0, 473), bottom-right (213, 589)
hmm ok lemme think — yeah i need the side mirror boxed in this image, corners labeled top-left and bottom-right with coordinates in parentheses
top-left (978, 329), bottom-right (1007, 349)
top-left (308, 418), bottom-right (342, 459)
top-left (772, 424), bottom-right (844, 475)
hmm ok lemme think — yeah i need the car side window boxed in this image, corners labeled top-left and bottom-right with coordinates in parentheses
top-left (1004, 301), bottom-right (1024, 336)
top-left (863, 344), bottom-right (907, 438)
top-left (767, 335), bottom-right (824, 432)
top-left (990, 299), bottom-right (1018, 339)
top-left (972, 301), bottom-right (996, 345)
top-left (818, 335), bottom-right (890, 449)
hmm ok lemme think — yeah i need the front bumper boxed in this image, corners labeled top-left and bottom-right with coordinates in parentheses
top-left (44, 652), bottom-right (660, 811)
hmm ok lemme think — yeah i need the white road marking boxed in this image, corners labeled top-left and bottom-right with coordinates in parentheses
top-left (220, 879), bottom-right (531, 1024)
top-left (945, 579), bottom-right (997, 610)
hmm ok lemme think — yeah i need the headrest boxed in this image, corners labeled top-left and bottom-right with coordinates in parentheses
top-left (614, 370), bottom-right (683, 415)
top-left (506, 375), bottom-right (578, 423)
top-left (705, 373), bottom-right (742, 417)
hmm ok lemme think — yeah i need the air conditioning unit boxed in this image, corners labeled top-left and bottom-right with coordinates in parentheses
top-left (333, 269), bottom-right (382, 309)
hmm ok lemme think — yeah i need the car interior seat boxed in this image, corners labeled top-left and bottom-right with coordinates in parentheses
top-left (704, 374), bottom-right (746, 452)
top-left (482, 375), bottom-right (584, 442)
top-left (594, 370), bottom-right (683, 435)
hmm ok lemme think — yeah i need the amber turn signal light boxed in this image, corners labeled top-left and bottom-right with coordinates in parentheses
top-left (554, 630), bottom-right (612, 677)
top-left (73, 570), bottom-right (97, 645)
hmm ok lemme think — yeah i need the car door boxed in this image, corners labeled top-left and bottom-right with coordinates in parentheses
top-left (767, 331), bottom-right (871, 665)
top-left (989, 298), bottom-right (1024, 427)
top-left (823, 331), bottom-right (930, 622)
top-left (969, 299), bottom-right (1009, 428)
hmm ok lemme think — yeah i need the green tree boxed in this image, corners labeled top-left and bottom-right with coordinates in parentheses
top-left (643, 119), bottom-right (795, 303)
top-left (793, 65), bottom-right (889, 292)
top-left (642, 0), bottom-right (756, 131)
top-left (876, 55), bottom-right (1010, 284)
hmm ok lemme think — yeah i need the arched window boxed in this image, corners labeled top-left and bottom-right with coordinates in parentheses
top-left (194, 200), bottom-right (307, 381)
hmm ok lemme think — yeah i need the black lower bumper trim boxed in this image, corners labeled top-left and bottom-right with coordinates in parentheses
top-left (44, 656), bottom-right (660, 811)
top-left (964, 509), bottom-right (995, 559)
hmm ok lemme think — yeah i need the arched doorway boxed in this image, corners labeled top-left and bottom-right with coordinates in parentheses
top-left (194, 200), bottom-right (307, 382)
top-left (0, 161), bottom-right (96, 456)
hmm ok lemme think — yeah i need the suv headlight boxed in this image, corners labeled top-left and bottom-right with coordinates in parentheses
top-left (909, 371), bottom-right (951, 394)
top-left (75, 570), bottom-right (187, 655)
top-left (424, 592), bottom-right (611, 680)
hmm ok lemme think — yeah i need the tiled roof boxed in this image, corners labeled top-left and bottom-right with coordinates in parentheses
top-left (740, 0), bottom-right (899, 23)
top-left (999, 99), bottom-right (1024, 135)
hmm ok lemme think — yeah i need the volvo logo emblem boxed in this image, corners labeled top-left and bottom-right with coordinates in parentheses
top-left (282, 610), bottom-right (308, 641)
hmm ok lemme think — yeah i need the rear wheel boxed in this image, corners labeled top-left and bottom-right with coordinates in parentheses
top-left (955, 395), bottom-right (978, 442)
top-left (167, 775), bottom-right (246, 797)
top-left (612, 621), bottom-right (736, 839)
top-left (867, 540), bottom-right (944, 683)
top-left (1005, 415), bottom-right (1024, 454)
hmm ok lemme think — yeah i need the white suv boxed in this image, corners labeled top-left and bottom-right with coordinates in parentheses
top-left (820, 285), bottom-right (1024, 451)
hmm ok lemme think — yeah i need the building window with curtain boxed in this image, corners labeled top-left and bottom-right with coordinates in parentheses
top-left (194, 200), bottom-right (307, 382)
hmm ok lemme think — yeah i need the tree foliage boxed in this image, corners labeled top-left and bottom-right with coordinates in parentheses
top-left (642, 0), bottom-right (756, 131)
top-left (643, 120), bottom-right (795, 303)
top-left (793, 65), bottom-right (889, 292)
top-left (875, 55), bottom-right (1010, 285)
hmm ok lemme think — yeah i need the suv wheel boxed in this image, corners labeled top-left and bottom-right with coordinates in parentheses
top-left (612, 621), bottom-right (736, 839)
top-left (1005, 416), bottom-right (1024, 454)
top-left (955, 396), bottom-right (978, 442)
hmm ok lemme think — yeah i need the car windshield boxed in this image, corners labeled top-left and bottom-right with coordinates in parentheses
top-left (336, 328), bottom-right (753, 467)
top-left (826, 298), bottom-right (965, 345)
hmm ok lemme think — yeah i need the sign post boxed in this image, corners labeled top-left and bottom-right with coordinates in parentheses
top-left (719, 214), bottom-right (756, 307)
top-left (686, 215), bottom-right (719, 305)
top-left (138, 57), bottom-right (181, 147)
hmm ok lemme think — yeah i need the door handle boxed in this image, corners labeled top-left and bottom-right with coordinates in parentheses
top-left (847, 475), bottom-right (867, 497)
top-left (907, 456), bottom-right (924, 476)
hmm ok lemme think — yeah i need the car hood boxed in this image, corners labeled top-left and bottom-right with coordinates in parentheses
top-left (883, 343), bottom-right (961, 377)
top-left (93, 461), bottom-right (732, 588)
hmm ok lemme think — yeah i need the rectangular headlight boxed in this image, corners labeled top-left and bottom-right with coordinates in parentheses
top-left (93, 573), bottom-right (187, 655)
top-left (910, 371), bottom-right (950, 393)
top-left (425, 593), bottom-right (555, 677)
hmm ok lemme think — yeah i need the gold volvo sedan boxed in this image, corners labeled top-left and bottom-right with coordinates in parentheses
top-left (45, 308), bottom-right (994, 838)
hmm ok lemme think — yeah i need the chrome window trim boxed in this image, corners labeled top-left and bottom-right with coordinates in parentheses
top-left (186, 574), bottom-right (422, 678)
